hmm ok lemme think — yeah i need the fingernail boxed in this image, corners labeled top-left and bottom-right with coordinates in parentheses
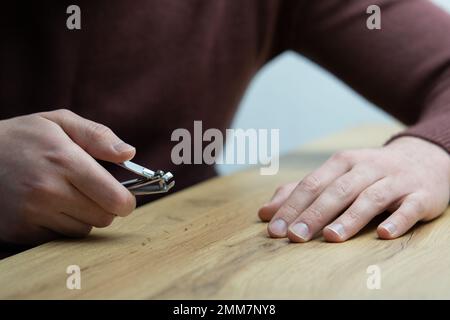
top-left (381, 222), bottom-right (397, 235)
top-left (290, 222), bottom-right (310, 241)
top-left (326, 223), bottom-right (345, 238)
top-left (114, 142), bottom-right (135, 153)
top-left (269, 219), bottom-right (288, 237)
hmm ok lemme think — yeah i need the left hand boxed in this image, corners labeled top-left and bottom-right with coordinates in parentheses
top-left (258, 137), bottom-right (450, 242)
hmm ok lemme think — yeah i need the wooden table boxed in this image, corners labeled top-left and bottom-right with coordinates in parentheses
top-left (1, 124), bottom-right (449, 299)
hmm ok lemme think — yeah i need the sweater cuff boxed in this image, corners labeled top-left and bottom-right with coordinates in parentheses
top-left (386, 113), bottom-right (450, 154)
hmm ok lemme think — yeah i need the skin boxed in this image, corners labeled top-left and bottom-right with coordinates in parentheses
top-left (0, 109), bottom-right (136, 245)
top-left (259, 136), bottom-right (450, 242)
top-left (0, 110), bottom-right (449, 245)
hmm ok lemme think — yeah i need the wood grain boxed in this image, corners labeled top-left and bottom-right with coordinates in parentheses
top-left (1, 124), bottom-right (449, 299)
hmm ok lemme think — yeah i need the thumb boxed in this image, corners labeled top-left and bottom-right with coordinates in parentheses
top-left (40, 109), bottom-right (135, 163)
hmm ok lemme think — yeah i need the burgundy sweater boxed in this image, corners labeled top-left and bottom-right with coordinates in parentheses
top-left (2, 0), bottom-right (450, 195)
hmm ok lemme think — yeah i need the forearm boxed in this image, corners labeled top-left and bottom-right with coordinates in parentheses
top-left (388, 67), bottom-right (450, 153)
top-left (286, 0), bottom-right (450, 152)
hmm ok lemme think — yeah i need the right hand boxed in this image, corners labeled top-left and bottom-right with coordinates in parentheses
top-left (0, 109), bottom-right (137, 245)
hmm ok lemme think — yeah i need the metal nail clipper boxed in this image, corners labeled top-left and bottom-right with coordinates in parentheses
top-left (117, 161), bottom-right (175, 195)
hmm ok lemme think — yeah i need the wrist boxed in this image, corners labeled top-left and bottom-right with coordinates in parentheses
top-left (386, 136), bottom-right (450, 182)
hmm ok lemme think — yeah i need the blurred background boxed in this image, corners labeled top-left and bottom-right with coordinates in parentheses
top-left (217, 0), bottom-right (450, 175)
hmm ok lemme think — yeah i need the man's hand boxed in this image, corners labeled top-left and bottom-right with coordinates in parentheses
top-left (0, 109), bottom-right (136, 245)
top-left (258, 137), bottom-right (450, 242)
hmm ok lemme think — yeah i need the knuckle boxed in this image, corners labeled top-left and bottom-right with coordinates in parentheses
top-left (304, 205), bottom-right (325, 224)
top-left (299, 175), bottom-right (322, 195)
top-left (405, 197), bottom-right (427, 216)
top-left (331, 151), bottom-right (353, 163)
top-left (56, 108), bottom-right (73, 115)
top-left (346, 207), bottom-right (361, 221)
top-left (362, 187), bottom-right (386, 207)
top-left (353, 164), bottom-right (378, 182)
top-left (280, 203), bottom-right (301, 221)
top-left (87, 122), bottom-right (113, 141)
top-left (331, 179), bottom-right (352, 199)
top-left (275, 183), bottom-right (296, 196)
top-left (53, 108), bottom-right (75, 119)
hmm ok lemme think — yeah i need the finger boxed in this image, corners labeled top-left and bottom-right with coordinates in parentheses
top-left (47, 140), bottom-right (136, 216)
top-left (267, 152), bottom-right (356, 238)
top-left (57, 181), bottom-right (116, 228)
top-left (258, 182), bottom-right (297, 222)
top-left (40, 109), bottom-right (135, 163)
top-left (377, 193), bottom-right (428, 239)
top-left (24, 183), bottom-right (93, 238)
top-left (40, 211), bottom-right (93, 238)
top-left (323, 178), bottom-right (408, 242)
top-left (287, 165), bottom-right (383, 242)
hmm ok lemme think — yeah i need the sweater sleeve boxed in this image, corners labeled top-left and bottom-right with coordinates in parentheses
top-left (282, 0), bottom-right (450, 153)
